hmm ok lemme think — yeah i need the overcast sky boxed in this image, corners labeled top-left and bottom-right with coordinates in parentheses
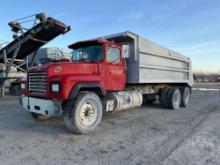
top-left (0, 0), bottom-right (219, 72)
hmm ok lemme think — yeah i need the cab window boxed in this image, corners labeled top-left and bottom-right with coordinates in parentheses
top-left (72, 45), bottom-right (103, 62)
top-left (106, 47), bottom-right (120, 64)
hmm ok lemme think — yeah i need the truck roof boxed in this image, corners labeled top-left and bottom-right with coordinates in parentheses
top-left (68, 38), bottom-right (120, 49)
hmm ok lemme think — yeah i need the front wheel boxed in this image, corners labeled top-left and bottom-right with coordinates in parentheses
top-left (63, 91), bottom-right (103, 134)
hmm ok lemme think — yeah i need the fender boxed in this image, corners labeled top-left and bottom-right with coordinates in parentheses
top-left (68, 82), bottom-right (106, 100)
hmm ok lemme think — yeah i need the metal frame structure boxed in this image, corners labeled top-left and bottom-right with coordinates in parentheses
top-left (0, 13), bottom-right (70, 97)
top-left (0, 45), bottom-right (23, 97)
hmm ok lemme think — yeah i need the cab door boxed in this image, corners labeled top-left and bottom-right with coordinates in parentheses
top-left (105, 46), bottom-right (126, 90)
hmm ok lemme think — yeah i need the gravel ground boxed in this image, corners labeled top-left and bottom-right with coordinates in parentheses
top-left (0, 83), bottom-right (220, 165)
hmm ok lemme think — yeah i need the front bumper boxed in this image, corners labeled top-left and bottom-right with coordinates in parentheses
top-left (19, 96), bottom-right (62, 117)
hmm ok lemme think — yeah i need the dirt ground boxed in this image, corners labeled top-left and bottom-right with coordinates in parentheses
top-left (0, 83), bottom-right (220, 165)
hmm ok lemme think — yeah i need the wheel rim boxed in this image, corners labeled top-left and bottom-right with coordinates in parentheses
top-left (79, 100), bottom-right (98, 127)
top-left (172, 89), bottom-right (181, 109)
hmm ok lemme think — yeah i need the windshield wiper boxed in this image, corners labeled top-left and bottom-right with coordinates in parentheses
top-left (72, 58), bottom-right (89, 62)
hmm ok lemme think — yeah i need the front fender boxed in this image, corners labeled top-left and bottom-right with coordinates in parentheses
top-left (49, 75), bottom-right (103, 100)
top-left (68, 82), bottom-right (106, 100)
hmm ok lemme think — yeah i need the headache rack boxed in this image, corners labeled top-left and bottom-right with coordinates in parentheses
top-left (0, 13), bottom-right (70, 97)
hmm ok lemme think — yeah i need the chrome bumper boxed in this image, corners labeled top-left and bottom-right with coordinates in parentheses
top-left (19, 96), bottom-right (62, 117)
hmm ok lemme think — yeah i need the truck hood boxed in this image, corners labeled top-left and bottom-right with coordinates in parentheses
top-left (28, 62), bottom-right (99, 78)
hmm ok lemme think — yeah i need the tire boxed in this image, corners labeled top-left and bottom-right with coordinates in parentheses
top-left (166, 88), bottom-right (174, 108)
top-left (159, 88), bottom-right (169, 108)
top-left (180, 86), bottom-right (191, 107)
top-left (63, 91), bottom-right (103, 134)
top-left (31, 112), bottom-right (49, 121)
top-left (10, 84), bottom-right (21, 96)
top-left (168, 87), bottom-right (182, 110)
top-left (143, 94), bottom-right (156, 104)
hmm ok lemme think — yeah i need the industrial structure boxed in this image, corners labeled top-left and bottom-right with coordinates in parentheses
top-left (0, 13), bottom-right (70, 97)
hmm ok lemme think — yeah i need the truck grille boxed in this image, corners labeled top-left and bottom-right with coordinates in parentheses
top-left (28, 72), bottom-right (47, 94)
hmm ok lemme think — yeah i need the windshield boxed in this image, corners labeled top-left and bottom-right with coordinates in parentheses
top-left (72, 45), bottom-right (103, 62)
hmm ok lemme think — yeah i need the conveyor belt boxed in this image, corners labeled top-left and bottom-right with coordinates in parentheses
top-left (0, 17), bottom-right (70, 62)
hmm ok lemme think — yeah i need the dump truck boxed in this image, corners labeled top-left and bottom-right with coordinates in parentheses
top-left (20, 31), bottom-right (193, 134)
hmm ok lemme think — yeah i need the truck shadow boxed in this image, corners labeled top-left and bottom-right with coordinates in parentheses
top-left (0, 102), bottom-right (168, 136)
top-left (101, 102), bottom-right (169, 122)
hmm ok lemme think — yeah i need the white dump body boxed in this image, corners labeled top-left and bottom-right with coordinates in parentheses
top-left (103, 31), bottom-right (193, 86)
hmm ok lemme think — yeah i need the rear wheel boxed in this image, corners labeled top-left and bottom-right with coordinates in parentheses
top-left (180, 86), bottom-right (191, 107)
top-left (63, 91), bottom-right (103, 134)
top-left (168, 87), bottom-right (182, 110)
top-left (159, 88), bottom-right (169, 108)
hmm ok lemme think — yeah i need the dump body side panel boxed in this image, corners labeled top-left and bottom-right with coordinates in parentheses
top-left (138, 36), bottom-right (193, 86)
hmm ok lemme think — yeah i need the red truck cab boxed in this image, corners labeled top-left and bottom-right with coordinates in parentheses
top-left (20, 39), bottom-right (127, 133)
top-left (23, 39), bottom-right (126, 100)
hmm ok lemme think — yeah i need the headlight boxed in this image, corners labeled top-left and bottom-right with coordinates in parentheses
top-left (21, 83), bottom-right (25, 89)
top-left (51, 84), bottom-right (59, 92)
